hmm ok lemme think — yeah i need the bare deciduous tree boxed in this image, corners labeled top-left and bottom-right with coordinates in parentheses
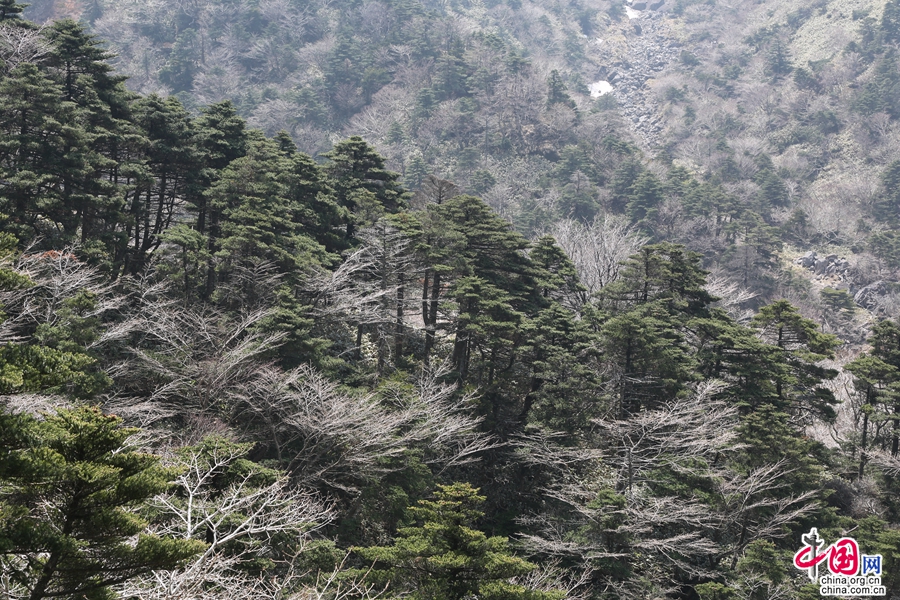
top-left (521, 383), bottom-right (819, 592)
top-left (109, 297), bottom-right (284, 421)
top-left (0, 24), bottom-right (50, 72)
top-left (705, 269), bottom-right (757, 322)
top-left (231, 362), bottom-right (493, 493)
top-left (551, 215), bottom-right (648, 300)
top-left (119, 442), bottom-right (334, 600)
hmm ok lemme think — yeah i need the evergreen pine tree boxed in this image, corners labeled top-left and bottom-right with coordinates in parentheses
top-left (883, 0), bottom-right (900, 42)
top-left (208, 137), bottom-right (329, 303)
top-left (124, 94), bottom-right (199, 274)
top-left (546, 69), bottom-right (576, 110)
top-left (626, 170), bottom-right (664, 227)
top-left (0, 0), bottom-right (30, 26)
top-left (353, 483), bottom-right (563, 600)
top-left (750, 300), bottom-right (839, 421)
top-left (874, 160), bottom-right (900, 224)
top-left (0, 407), bottom-right (203, 600)
top-left (0, 63), bottom-right (90, 244)
top-left (324, 136), bottom-right (406, 239)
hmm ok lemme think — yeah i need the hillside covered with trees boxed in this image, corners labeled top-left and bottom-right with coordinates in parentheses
top-left (1, 0), bottom-right (900, 598)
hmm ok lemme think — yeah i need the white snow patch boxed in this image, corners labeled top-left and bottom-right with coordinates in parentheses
top-left (590, 81), bottom-right (614, 97)
top-left (625, 6), bottom-right (642, 18)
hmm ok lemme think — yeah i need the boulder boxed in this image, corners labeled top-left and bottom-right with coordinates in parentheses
top-left (650, 0), bottom-right (665, 8)
top-left (815, 258), bottom-right (829, 275)
top-left (632, 1), bottom-right (648, 8)
top-left (796, 251), bottom-right (817, 268)
top-left (854, 281), bottom-right (889, 310)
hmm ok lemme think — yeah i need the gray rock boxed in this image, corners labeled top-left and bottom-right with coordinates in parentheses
top-left (796, 251), bottom-right (817, 268)
top-left (632, 1), bottom-right (648, 9)
top-left (855, 281), bottom-right (889, 310)
top-left (815, 258), bottom-right (829, 274)
top-left (650, 0), bottom-right (665, 9)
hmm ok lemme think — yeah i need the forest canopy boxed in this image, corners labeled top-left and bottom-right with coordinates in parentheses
top-left (1, 0), bottom-right (900, 598)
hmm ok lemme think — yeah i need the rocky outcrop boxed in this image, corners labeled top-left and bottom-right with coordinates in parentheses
top-left (603, 10), bottom-right (680, 147)
top-left (797, 251), bottom-right (817, 268)
top-left (854, 281), bottom-right (889, 311)
top-left (794, 251), bottom-right (851, 279)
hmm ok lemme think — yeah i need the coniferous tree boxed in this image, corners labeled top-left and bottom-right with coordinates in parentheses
top-left (158, 29), bottom-right (200, 93)
top-left (0, 0), bottom-right (28, 24)
top-left (190, 100), bottom-right (248, 299)
top-left (0, 63), bottom-right (87, 244)
top-left (278, 134), bottom-right (345, 254)
top-left (45, 20), bottom-right (126, 106)
top-left (0, 407), bottom-right (203, 600)
top-left (875, 160), bottom-right (900, 224)
top-left (434, 195), bottom-right (538, 392)
top-left (546, 69), bottom-right (576, 110)
top-left (599, 243), bottom-right (713, 415)
top-left (847, 320), bottom-right (900, 460)
top-left (750, 300), bottom-right (839, 421)
top-left (323, 136), bottom-right (406, 239)
top-left (855, 53), bottom-right (900, 117)
top-left (353, 483), bottom-right (562, 600)
top-left (208, 136), bottom-right (329, 304)
top-left (884, 0), bottom-right (900, 42)
top-left (123, 94), bottom-right (198, 274)
top-left (626, 170), bottom-right (664, 227)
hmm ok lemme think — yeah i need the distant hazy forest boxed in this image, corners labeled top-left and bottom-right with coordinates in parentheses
top-left (1, 0), bottom-right (900, 598)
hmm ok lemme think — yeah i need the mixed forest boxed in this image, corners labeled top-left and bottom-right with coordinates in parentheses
top-left (2, 0), bottom-right (900, 598)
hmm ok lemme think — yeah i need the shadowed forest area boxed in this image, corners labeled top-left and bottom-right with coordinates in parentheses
top-left (2, 0), bottom-right (900, 598)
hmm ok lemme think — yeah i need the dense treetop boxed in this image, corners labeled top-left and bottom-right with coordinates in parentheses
top-left (0, 2), bottom-right (900, 599)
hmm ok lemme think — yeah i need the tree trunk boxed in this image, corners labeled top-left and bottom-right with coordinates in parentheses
top-left (859, 404), bottom-right (869, 480)
top-left (395, 273), bottom-right (404, 363)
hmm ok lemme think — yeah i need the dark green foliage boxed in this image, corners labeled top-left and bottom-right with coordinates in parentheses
top-left (123, 94), bottom-right (198, 274)
top-left (610, 156), bottom-right (644, 213)
top-left (0, 406), bottom-right (204, 600)
top-left (0, 0), bottom-right (29, 25)
top-left (884, 0), bottom-right (900, 42)
top-left (846, 319), bottom-right (900, 468)
top-left (764, 38), bottom-right (792, 79)
top-left (433, 195), bottom-right (537, 385)
top-left (599, 243), bottom-right (713, 414)
top-left (209, 137), bottom-right (329, 283)
top-left (855, 54), bottom-right (900, 117)
top-left (45, 20), bottom-right (126, 104)
top-left (820, 287), bottom-right (855, 317)
top-left (726, 212), bottom-right (782, 289)
top-left (324, 136), bottom-right (406, 238)
top-left (870, 230), bottom-right (900, 268)
top-left (750, 300), bottom-right (839, 420)
top-left (159, 29), bottom-right (200, 92)
top-left (874, 160), bottom-right (900, 224)
top-left (0, 63), bottom-right (92, 244)
top-left (625, 170), bottom-right (664, 226)
top-left (352, 483), bottom-right (563, 600)
top-left (546, 69), bottom-right (576, 110)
